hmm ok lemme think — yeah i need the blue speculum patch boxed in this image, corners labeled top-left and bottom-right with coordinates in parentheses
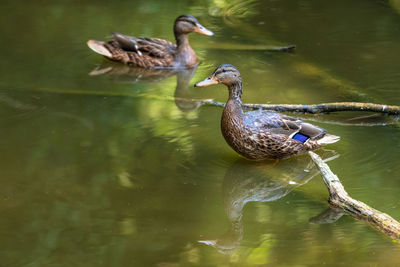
top-left (292, 133), bottom-right (309, 143)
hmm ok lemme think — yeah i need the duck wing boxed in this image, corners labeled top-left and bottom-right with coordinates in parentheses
top-left (112, 33), bottom-right (176, 59)
top-left (245, 111), bottom-right (326, 140)
top-left (136, 37), bottom-right (176, 58)
top-left (112, 32), bottom-right (141, 52)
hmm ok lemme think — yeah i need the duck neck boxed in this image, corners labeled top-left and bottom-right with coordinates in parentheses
top-left (228, 81), bottom-right (243, 101)
top-left (175, 33), bottom-right (189, 49)
top-left (174, 33), bottom-right (197, 67)
top-left (224, 81), bottom-right (244, 120)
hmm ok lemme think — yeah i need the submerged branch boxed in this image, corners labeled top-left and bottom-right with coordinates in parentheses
top-left (199, 42), bottom-right (296, 52)
top-left (201, 100), bottom-right (400, 115)
top-left (308, 151), bottom-right (400, 241)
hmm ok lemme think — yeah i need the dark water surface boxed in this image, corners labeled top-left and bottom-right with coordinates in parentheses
top-left (1, 0), bottom-right (400, 266)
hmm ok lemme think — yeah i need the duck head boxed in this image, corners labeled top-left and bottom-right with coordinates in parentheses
top-left (174, 15), bottom-right (214, 37)
top-left (195, 64), bottom-right (242, 88)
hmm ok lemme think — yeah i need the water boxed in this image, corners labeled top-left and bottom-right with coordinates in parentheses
top-left (1, 0), bottom-right (400, 266)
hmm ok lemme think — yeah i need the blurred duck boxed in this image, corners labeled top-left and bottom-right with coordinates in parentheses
top-left (195, 64), bottom-right (340, 159)
top-left (87, 15), bottom-right (213, 69)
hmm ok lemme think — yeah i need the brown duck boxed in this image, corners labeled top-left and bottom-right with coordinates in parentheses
top-left (87, 15), bottom-right (213, 69)
top-left (195, 64), bottom-right (340, 160)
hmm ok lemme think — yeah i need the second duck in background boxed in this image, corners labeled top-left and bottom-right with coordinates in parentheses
top-left (87, 15), bottom-right (213, 69)
top-left (195, 64), bottom-right (340, 160)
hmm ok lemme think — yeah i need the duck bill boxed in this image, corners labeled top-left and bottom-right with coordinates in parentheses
top-left (194, 23), bottom-right (214, 36)
top-left (194, 77), bottom-right (218, 87)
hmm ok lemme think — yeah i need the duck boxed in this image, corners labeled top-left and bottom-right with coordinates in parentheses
top-left (87, 15), bottom-right (213, 69)
top-left (194, 64), bottom-right (340, 160)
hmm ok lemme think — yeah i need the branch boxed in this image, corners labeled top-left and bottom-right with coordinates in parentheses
top-left (199, 43), bottom-right (296, 52)
top-left (201, 100), bottom-right (400, 115)
top-left (308, 151), bottom-right (400, 241)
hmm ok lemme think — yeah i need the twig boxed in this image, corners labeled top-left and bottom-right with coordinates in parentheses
top-left (201, 101), bottom-right (400, 115)
top-left (308, 151), bottom-right (400, 241)
top-left (199, 43), bottom-right (296, 52)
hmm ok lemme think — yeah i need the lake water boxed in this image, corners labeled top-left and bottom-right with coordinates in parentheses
top-left (1, 0), bottom-right (400, 266)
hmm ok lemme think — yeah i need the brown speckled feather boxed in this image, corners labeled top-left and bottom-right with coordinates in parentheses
top-left (136, 37), bottom-right (176, 57)
top-left (245, 111), bottom-right (326, 139)
top-left (103, 40), bottom-right (176, 68)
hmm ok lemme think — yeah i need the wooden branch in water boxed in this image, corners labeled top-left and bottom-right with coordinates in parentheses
top-left (199, 42), bottom-right (296, 52)
top-left (308, 151), bottom-right (400, 241)
top-left (201, 101), bottom-right (400, 115)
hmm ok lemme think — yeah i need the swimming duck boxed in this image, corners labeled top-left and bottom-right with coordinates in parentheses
top-left (195, 64), bottom-right (340, 159)
top-left (87, 15), bottom-right (213, 69)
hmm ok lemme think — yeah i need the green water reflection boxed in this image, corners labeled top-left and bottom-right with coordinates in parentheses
top-left (1, 0), bottom-right (400, 266)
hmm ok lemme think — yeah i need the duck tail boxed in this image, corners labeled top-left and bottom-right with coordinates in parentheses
top-left (87, 40), bottom-right (112, 58)
top-left (317, 134), bottom-right (340, 145)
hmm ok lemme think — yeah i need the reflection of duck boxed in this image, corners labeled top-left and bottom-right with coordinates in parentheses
top-left (195, 64), bottom-right (340, 159)
top-left (173, 67), bottom-right (204, 112)
top-left (199, 152), bottom-right (337, 254)
top-left (87, 15), bottom-right (213, 69)
top-left (89, 63), bottom-right (203, 112)
top-left (89, 61), bottom-right (176, 83)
